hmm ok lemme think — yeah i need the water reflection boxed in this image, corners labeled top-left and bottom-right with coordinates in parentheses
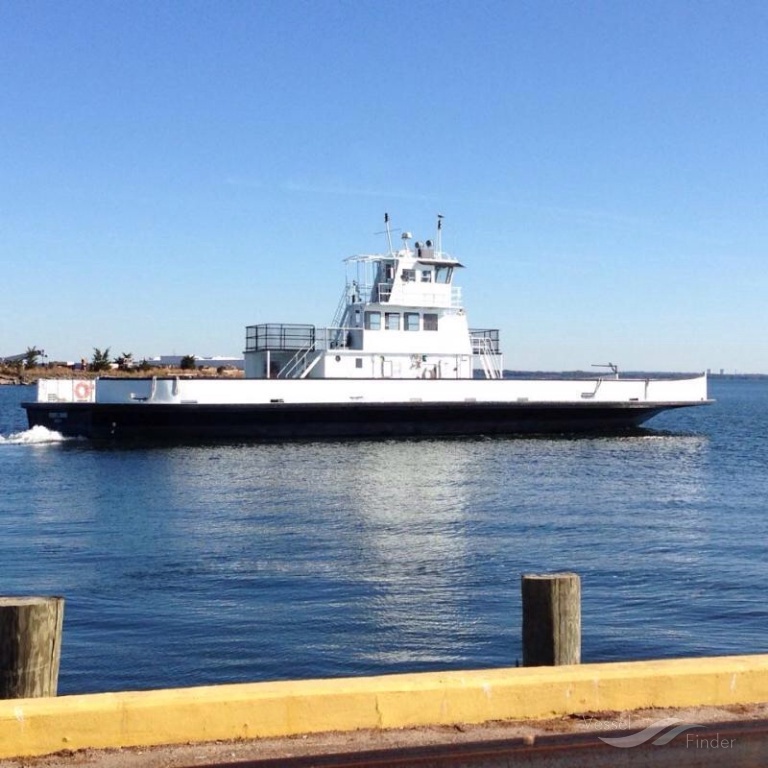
top-left (337, 441), bottom-right (475, 665)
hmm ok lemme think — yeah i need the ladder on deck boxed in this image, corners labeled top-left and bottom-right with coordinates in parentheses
top-left (473, 337), bottom-right (502, 379)
top-left (278, 344), bottom-right (322, 379)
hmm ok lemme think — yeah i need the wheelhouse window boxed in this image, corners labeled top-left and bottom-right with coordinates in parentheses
top-left (434, 266), bottom-right (453, 284)
top-left (401, 269), bottom-right (416, 282)
top-left (423, 313), bottom-right (438, 331)
top-left (404, 312), bottom-right (420, 331)
top-left (385, 312), bottom-right (400, 330)
top-left (364, 311), bottom-right (381, 330)
top-left (421, 270), bottom-right (432, 282)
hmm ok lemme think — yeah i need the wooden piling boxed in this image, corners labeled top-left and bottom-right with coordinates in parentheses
top-left (0, 597), bottom-right (64, 698)
top-left (521, 573), bottom-right (580, 666)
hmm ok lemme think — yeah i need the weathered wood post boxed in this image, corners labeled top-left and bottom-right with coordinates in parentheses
top-left (521, 573), bottom-right (580, 666)
top-left (0, 597), bottom-right (64, 698)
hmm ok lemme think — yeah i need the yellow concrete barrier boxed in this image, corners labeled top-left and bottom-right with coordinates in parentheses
top-left (1, 654), bottom-right (767, 759)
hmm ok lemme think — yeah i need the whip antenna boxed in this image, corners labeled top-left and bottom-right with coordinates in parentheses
top-left (384, 212), bottom-right (394, 255)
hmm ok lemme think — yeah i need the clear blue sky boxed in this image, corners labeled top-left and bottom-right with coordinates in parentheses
top-left (2, 1), bottom-right (767, 372)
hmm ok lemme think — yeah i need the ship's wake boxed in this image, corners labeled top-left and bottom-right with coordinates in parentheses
top-left (0, 425), bottom-right (68, 445)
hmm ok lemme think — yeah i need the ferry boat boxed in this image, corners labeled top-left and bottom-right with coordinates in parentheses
top-left (23, 216), bottom-right (710, 440)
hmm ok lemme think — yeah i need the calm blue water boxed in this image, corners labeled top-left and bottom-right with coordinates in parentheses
top-left (1, 379), bottom-right (766, 695)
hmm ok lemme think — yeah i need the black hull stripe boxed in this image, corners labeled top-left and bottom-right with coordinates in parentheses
top-left (22, 401), bottom-right (702, 440)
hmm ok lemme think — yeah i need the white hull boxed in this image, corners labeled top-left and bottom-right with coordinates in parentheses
top-left (23, 374), bottom-right (711, 441)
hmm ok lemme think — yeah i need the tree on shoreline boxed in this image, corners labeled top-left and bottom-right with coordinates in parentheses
top-left (23, 347), bottom-right (44, 367)
top-left (91, 347), bottom-right (111, 372)
top-left (115, 352), bottom-right (134, 371)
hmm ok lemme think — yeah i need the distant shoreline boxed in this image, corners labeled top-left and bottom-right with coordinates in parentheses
top-left (0, 365), bottom-right (244, 386)
top-left (706, 373), bottom-right (768, 380)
